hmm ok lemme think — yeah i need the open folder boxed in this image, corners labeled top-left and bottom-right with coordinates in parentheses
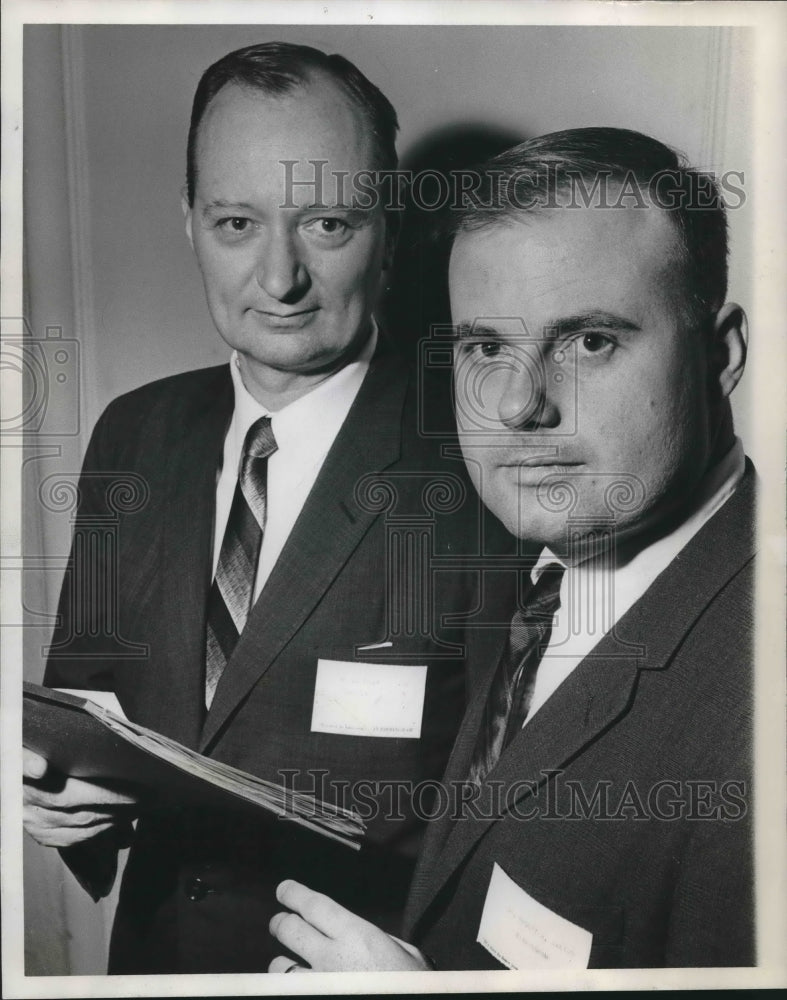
top-left (23, 682), bottom-right (365, 850)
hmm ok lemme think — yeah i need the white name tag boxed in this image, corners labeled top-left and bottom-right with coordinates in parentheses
top-left (311, 659), bottom-right (427, 738)
top-left (477, 863), bottom-right (593, 969)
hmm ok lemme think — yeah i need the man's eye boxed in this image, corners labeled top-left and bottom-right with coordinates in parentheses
top-left (458, 340), bottom-right (503, 359)
top-left (580, 332), bottom-right (614, 353)
top-left (218, 217), bottom-right (251, 234)
top-left (306, 218), bottom-right (350, 237)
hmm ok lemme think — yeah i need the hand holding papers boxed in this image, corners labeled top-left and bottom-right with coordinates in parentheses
top-left (23, 746), bottom-right (138, 849)
top-left (23, 683), bottom-right (366, 850)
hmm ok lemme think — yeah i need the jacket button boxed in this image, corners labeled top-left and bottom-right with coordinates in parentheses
top-left (185, 876), bottom-right (213, 902)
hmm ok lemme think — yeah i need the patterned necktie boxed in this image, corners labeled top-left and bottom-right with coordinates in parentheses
top-left (467, 563), bottom-right (565, 784)
top-left (205, 416), bottom-right (278, 707)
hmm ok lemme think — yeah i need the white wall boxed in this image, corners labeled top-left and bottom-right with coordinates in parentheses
top-left (22, 23), bottom-right (753, 975)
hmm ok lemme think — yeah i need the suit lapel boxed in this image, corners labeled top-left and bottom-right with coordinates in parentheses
top-left (406, 467), bottom-right (757, 931)
top-left (404, 568), bottom-right (518, 924)
top-left (406, 651), bottom-right (641, 931)
top-left (156, 370), bottom-right (233, 748)
top-left (199, 353), bottom-right (409, 752)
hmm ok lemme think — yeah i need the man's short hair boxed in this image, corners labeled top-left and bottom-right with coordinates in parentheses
top-left (451, 127), bottom-right (729, 323)
top-left (186, 41), bottom-right (399, 205)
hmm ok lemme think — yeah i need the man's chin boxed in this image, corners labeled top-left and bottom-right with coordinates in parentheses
top-left (236, 339), bottom-right (371, 384)
top-left (495, 505), bottom-right (567, 551)
top-left (493, 498), bottom-right (642, 560)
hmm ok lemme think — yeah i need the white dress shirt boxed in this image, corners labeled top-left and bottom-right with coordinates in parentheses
top-left (523, 439), bottom-right (746, 727)
top-left (212, 327), bottom-right (377, 599)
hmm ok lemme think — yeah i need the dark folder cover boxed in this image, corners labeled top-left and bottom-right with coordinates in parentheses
top-left (23, 682), bottom-right (364, 849)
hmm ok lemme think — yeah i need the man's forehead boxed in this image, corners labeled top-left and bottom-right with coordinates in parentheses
top-left (448, 208), bottom-right (691, 337)
top-left (450, 206), bottom-right (683, 284)
top-left (192, 78), bottom-right (378, 204)
top-left (198, 76), bottom-right (370, 149)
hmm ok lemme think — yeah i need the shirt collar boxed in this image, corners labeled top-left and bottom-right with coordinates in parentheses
top-left (531, 438), bottom-right (746, 588)
top-left (531, 547), bottom-right (568, 585)
top-left (611, 437), bottom-right (745, 594)
top-left (228, 323), bottom-right (377, 465)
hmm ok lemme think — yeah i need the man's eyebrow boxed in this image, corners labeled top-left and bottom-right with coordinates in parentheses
top-left (300, 202), bottom-right (353, 211)
top-left (545, 312), bottom-right (641, 337)
top-left (453, 322), bottom-right (501, 339)
top-left (200, 200), bottom-right (374, 219)
top-left (453, 313), bottom-right (640, 340)
top-left (200, 199), bottom-right (259, 218)
top-left (299, 204), bottom-right (376, 219)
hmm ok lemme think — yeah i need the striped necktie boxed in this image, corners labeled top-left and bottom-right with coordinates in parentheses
top-left (467, 563), bottom-right (565, 784)
top-left (205, 416), bottom-right (278, 708)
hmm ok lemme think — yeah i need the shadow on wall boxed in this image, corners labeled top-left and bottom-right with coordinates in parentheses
top-left (380, 123), bottom-right (525, 441)
top-left (381, 122), bottom-right (526, 358)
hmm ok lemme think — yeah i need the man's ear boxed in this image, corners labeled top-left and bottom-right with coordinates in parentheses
top-left (181, 189), bottom-right (194, 251)
top-left (710, 302), bottom-right (748, 399)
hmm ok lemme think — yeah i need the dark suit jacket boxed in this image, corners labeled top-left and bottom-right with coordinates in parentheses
top-left (44, 346), bottom-right (498, 973)
top-left (403, 467), bottom-right (756, 969)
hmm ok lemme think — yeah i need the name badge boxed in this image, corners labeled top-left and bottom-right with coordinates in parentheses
top-left (477, 863), bottom-right (593, 969)
top-left (311, 659), bottom-right (427, 739)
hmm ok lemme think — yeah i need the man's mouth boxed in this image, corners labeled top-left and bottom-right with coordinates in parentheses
top-left (506, 457), bottom-right (583, 469)
top-left (500, 459), bottom-right (584, 486)
top-left (252, 307), bottom-right (318, 328)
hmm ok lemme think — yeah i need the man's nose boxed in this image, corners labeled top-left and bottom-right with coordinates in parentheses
top-left (497, 349), bottom-right (560, 429)
top-left (255, 230), bottom-right (310, 302)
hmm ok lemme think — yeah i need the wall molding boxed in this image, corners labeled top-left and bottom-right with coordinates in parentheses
top-left (61, 26), bottom-right (99, 453)
top-left (699, 26), bottom-right (733, 174)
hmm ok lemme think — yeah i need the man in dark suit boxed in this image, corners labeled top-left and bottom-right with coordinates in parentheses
top-left (22, 42), bottom-right (485, 973)
top-left (267, 128), bottom-right (756, 970)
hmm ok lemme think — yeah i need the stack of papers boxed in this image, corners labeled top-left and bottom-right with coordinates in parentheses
top-left (23, 682), bottom-right (366, 850)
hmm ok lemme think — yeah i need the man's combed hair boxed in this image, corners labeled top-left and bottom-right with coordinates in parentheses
top-left (186, 41), bottom-right (399, 205)
top-left (452, 127), bottom-right (729, 322)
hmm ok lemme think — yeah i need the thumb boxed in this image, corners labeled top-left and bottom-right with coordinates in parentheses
top-left (23, 748), bottom-right (48, 780)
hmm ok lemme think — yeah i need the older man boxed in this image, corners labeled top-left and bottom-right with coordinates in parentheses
top-left (269, 127), bottom-right (754, 970)
top-left (23, 42), bottom-right (482, 973)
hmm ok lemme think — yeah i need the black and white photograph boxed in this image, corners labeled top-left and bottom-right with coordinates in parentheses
top-left (2, 1), bottom-right (785, 995)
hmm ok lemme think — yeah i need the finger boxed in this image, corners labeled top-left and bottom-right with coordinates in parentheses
top-left (24, 775), bottom-right (139, 811)
top-left (275, 879), bottom-right (356, 938)
top-left (61, 775), bottom-right (140, 807)
top-left (24, 818), bottom-right (117, 848)
top-left (27, 803), bottom-right (126, 829)
top-left (24, 785), bottom-right (138, 816)
top-left (23, 749), bottom-right (48, 780)
top-left (269, 910), bottom-right (326, 963)
top-left (268, 956), bottom-right (310, 974)
top-left (389, 934), bottom-right (432, 965)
